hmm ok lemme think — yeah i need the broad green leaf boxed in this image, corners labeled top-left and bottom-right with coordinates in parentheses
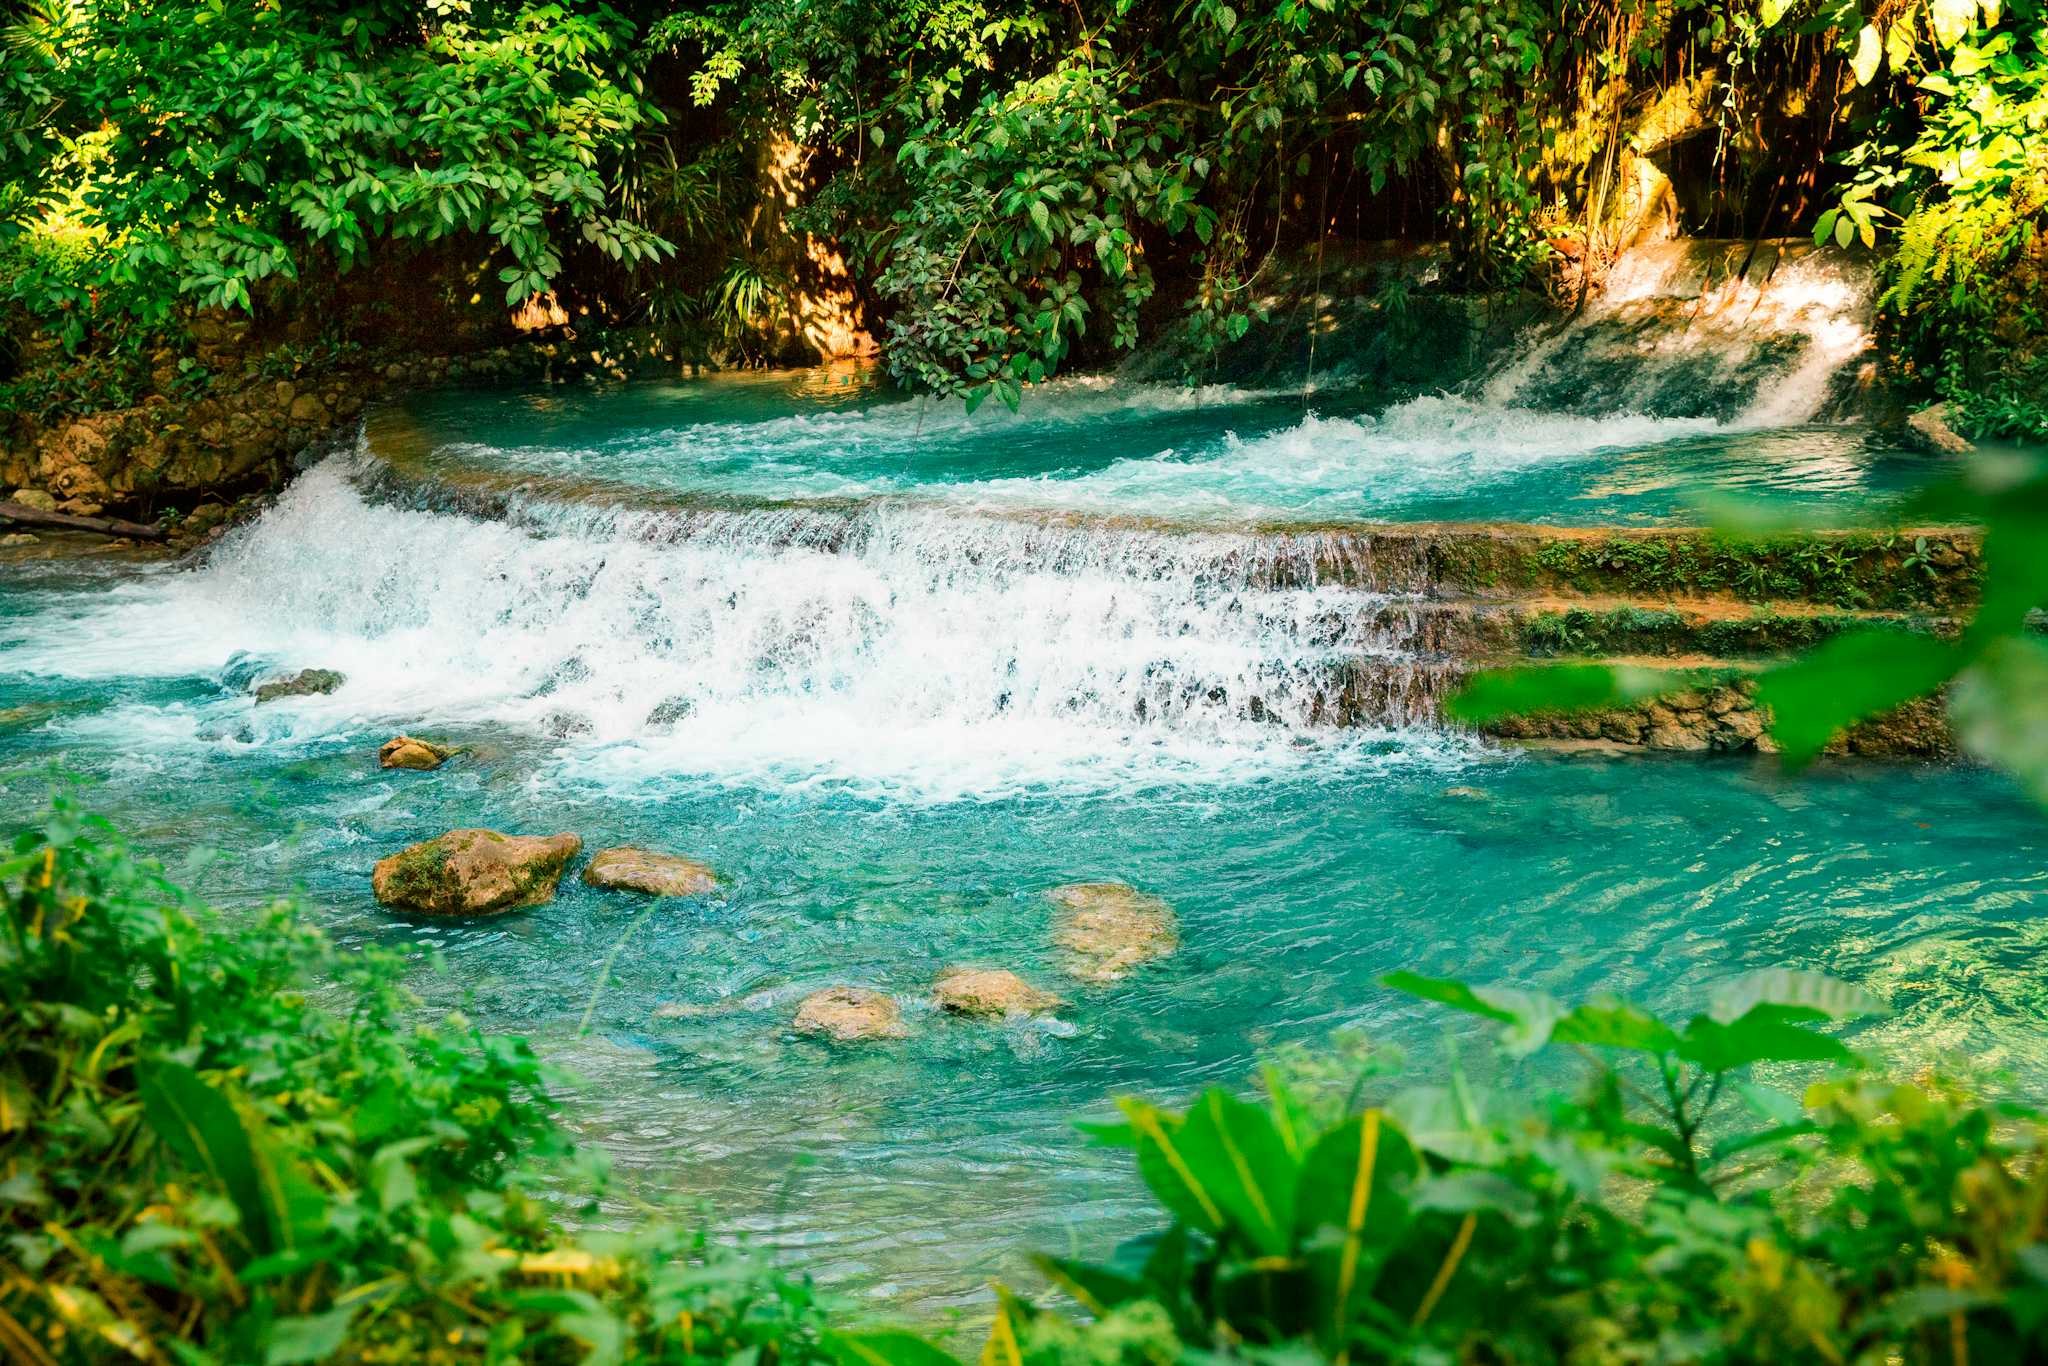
top-left (1119, 1098), bottom-right (1224, 1232)
top-left (1552, 999), bottom-right (1682, 1054)
top-left (1678, 1005), bottom-right (1861, 1073)
top-left (1175, 1090), bottom-right (1299, 1255)
top-left (1756, 629), bottom-right (1959, 765)
top-left (1445, 664), bottom-right (1700, 724)
top-left (1931, 0), bottom-right (1976, 45)
top-left (266, 1307), bottom-right (356, 1365)
top-left (137, 1058), bottom-right (284, 1256)
top-left (1031, 1256), bottom-right (1146, 1316)
top-left (1381, 973), bottom-right (1566, 1057)
top-left (1708, 969), bottom-right (1886, 1024)
top-left (1851, 24), bottom-right (1883, 83)
top-left (826, 1332), bottom-right (965, 1366)
top-left (1949, 637), bottom-right (2048, 806)
top-left (1297, 1109), bottom-right (1419, 1337)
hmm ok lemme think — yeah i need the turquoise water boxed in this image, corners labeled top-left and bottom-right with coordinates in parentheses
top-left (376, 371), bottom-right (1937, 526)
top-left (2, 371), bottom-right (2043, 1313)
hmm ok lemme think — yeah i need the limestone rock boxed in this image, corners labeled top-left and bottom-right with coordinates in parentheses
top-left (1, 533), bottom-right (38, 548)
top-left (932, 967), bottom-right (1065, 1019)
top-left (1048, 882), bottom-right (1179, 983)
top-left (1904, 403), bottom-right (1972, 456)
top-left (582, 846), bottom-right (719, 897)
top-left (793, 987), bottom-right (905, 1042)
top-left (379, 735), bottom-right (455, 770)
top-left (9, 489), bottom-right (56, 512)
top-left (372, 829), bottom-right (582, 916)
top-left (253, 668), bottom-right (345, 703)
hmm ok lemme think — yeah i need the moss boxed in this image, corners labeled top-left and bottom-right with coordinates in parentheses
top-left (379, 840), bottom-right (454, 906)
top-left (1518, 531), bottom-right (1979, 610)
top-left (1515, 606), bottom-right (1953, 659)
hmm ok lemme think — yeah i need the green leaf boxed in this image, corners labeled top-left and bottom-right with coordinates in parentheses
top-left (824, 1331), bottom-right (966, 1366)
top-left (1174, 1090), bottom-right (1298, 1255)
top-left (1381, 973), bottom-right (1566, 1056)
top-left (267, 1306), bottom-right (356, 1365)
top-left (1445, 664), bottom-right (1700, 725)
top-left (1551, 999), bottom-right (1682, 1054)
top-left (1949, 637), bottom-right (2048, 807)
top-left (1851, 24), bottom-right (1883, 84)
top-left (1118, 1098), bottom-right (1224, 1232)
top-left (1756, 629), bottom-right (1960, 765)
top-left (1678, 1005), bottom-right (1860, 1073)
top-left (1708, 969), bottom-right (1886, 1025)
top-left (1030, 1256), bottom-right (1146, 1316)
top-left (137, 1058), bottom-right (284, 1256)
top-left (1297, 1109), bottom-right (1419, 1334)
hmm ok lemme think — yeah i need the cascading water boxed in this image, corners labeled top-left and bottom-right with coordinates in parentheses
top-left (9, 242), bottom-right (2039, 1313)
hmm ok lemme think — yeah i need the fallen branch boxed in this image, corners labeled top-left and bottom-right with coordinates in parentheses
top-left (0, 501), bottom-right (166, 542)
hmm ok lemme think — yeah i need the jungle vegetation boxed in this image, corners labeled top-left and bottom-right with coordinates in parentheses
top-left (0, 0), bottom-right (2044, 423)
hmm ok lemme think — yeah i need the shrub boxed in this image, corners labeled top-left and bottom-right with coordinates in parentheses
top-left (0, 799), bottom-right (827, 1364)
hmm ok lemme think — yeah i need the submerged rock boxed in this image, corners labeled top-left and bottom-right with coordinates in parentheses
top-left (1047, 882), bottom-right (1179, 982)
top-left (253, 668), bottom-right (345, 703)
top-left (0, 533), bottom-right (38, 548)
top-left (372, 828), bottom-right (582, 916)
top-left (583, 846), bottom-right (719, 897)
top-left (793, 987), bottom-right (906, 1042)
top-left (379, 735), bottom-right (455, 770)
top-left (932, 967), bottom-right (1066, 1019)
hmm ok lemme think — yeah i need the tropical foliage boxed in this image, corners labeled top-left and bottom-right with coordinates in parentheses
top-left (3, 0), bottom-right (2044, 405)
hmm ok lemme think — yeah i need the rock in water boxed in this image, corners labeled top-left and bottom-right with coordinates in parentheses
top-left (1904, 403), bottom-right (1973, 455)
top-left (379, 735), bottom-right (455, 770)
top-left (582, 846), bottom-right (720, 897)
top-left (793, 987), bottom-right (906, 1041)
top-left (372, 829), bottom-right (582, 915)
top-left (932, 967), bottom-right (1066, 1018)
top-left (253, 668), bottom-right (345, 703)
top-left (1048, 882), bottom-right (1179, 982)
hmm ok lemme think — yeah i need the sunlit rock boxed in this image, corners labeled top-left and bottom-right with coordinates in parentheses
top-left (932, 967), bottom-right (1065, 1019)
top-left (379, 735), bottom-right (454, 770)
top-left (372, 828), bottom-right (581, 916)
top-left (252, 667), bottom-right (344, 703)
top-left (793, 987), bottom-right (906, 1042)
top-left (1904, 403), bottom-right (1972, 455)
top-left (583, 846), bottom-right (719, 897)
top-left (1047, 882), bottom-right (1179, 983)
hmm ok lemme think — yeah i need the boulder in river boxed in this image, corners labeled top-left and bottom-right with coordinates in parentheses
top-left (253, 668), bottom-right (345, 703)
top-left (1904, 402), bottom-right (1973, 456)
top-left (583, 846), bottom-right (719, 897)
top-left (932, 967), bottom-right (1065, 1019)
top-left (1048, 881), bottom-right (1179, 983)
top-left (372, 829), bottom-right (582, 916)
top-left (379, 735), bottom-right (455, 770)
top-left (793, 987), bottom-right (906, 1042)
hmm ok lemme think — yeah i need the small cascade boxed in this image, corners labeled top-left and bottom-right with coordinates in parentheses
top-left (1482, 240), bottom-right (1876, 423)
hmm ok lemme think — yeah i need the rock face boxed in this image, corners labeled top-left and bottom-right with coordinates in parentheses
top-left (793, 987), bottom-right (905, 1041)
top-left (372, 829), bottom-right (582, 916)
top-left (582, 846), bottom-right (719, 897)
top-left (1048, 882), bottom-right (1180, 982)
top-left (379, 735), bottom-right (454, 770)
top-left (932, 967), bottom-right (1066, 1018)
top-left (253, 668), bottom-right (345, 703)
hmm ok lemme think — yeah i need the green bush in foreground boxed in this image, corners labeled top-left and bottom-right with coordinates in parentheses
top-left (5, 803), bottom-right (2048, 1364)
top-left (0, 801), bottom-right (826, 1365)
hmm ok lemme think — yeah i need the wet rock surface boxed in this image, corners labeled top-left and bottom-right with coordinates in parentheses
top-left (583, 846), bottom-right (720, 897)
top-left (1048, 882), bottom-right (1180, 982)
top-left (253, 668), bottom-right (345, 703)
top-left (372, 829), bottom-right (582, 915)
top-left (379, 735), bottom-right (455, 770)
top-left (793, 987), bottom-right (906, 1041)
top-left (932, 967), bottom-right (1066, 1018)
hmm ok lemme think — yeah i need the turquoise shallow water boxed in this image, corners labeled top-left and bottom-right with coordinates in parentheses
top-left (375, 371), bottom-right (1937, 526)
top-left (2, 371), bottom-right (2043, 1313)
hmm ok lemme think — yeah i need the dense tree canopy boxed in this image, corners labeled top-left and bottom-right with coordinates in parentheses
top-left (2, 0), bottom-right (2044, 405)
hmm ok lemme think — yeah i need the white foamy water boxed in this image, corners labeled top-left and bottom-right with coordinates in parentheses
top-left (1, 458), bottom-right (1474, 802)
